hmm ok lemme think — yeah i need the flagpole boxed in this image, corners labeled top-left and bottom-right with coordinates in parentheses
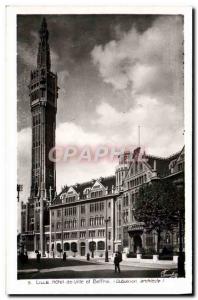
top-left (138, 125), bottom-right (140, 147)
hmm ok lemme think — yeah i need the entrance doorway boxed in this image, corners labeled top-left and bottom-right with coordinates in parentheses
top-left (133, 234), bottom-right (142, 253)
top-left (80, 242), bottom-right (86, 256)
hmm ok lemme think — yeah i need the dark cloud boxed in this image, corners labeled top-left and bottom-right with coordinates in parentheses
top-left (17, 14), bottom-right (158, 131)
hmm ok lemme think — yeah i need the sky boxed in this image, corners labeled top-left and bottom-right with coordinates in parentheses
top-left (17, 14), bottom-right (184, 204)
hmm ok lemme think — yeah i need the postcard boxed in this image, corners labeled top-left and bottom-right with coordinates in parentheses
top-left (6, 5), bottom-right (192, 295)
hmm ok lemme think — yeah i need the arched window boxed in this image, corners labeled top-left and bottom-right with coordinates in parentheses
top-left (64, 242), bottom-right (70, 251)
top-left (89, 241), bottom-right (96, 252)
top-left (71, 242), bottom-right (77, 253)
top-left (56, 243), bottom-right (61, 252)
top-left (97, 241), bottom-right (105, 250)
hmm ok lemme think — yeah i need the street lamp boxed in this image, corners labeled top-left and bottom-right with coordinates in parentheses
top-left (91, 232), bottom-right (94, 258)
top-left (105, 216), bottom-right (110, 262)
top-left (17, 184), bottom-right (23, 202)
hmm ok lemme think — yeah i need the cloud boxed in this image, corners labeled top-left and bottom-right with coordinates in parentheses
top-left (17, 122), bottom-right (112, 202)
top-left (91, 16), bottom-right (183, 104)
top-left (93, 98), bottom-right (184, 156)
top-left (56, 122), bottom-right (105, 146)
top-left (18, 42), bottom-right (37, 68)
top-left (17, 127), bottom-right (32, 204)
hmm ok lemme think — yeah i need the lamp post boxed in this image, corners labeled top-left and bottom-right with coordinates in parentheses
top-left (105, 217), bottom-right (110, 262)
top-left (91, 232), bottom-right (94, 258)
top-left (61, 206), bottom-right (64, 258)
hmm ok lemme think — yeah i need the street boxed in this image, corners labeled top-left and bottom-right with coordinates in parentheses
top-left (18, 258), bottom-right (174, 280)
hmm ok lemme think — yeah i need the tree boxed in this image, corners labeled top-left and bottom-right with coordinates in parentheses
top-left (134, 179), bottom-right (184, 253)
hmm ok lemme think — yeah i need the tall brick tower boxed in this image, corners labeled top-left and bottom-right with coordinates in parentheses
top-left (26, 18), bottom-right (58, 256)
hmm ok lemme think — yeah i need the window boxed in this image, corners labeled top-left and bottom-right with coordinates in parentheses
top-left (91, 191), bottom-right (103, 198)
top-left (89, 230), bottom-right (95, 237)
top-left (95, 216), bottom-right (99, 226)
top-left (80, 219), bottom-right (86, 227)
top-left (100, 202), bottom-right (104, 211)
top-left (56, 222), bottom-right (61, 229)
top-left (81, 205), bottom-right (85, 214)
top-left (73, 219), bottom-right (77, 228)
top-left (64, 232), bottom-right (70, 239)
top-left (80, 231), bottom-right (86, 238)
top-left (98, 229), bottom-right (105, 237)
top-left (57, 210), bottom-right (61, 217)
top-left (71, 242), bottom-right (78, 252)
top-left (71, 232), bottom-right (78, 239)
top-left (108, 231), bottom-right (111, 240)
top-left (56, 233), bottom-right (61, 239)
top-left (89, 241), bottom-right (96, 251)
top-left (90, 217), bottom-right (94, 226)
top-left (146, 235), bottom-right (153, 247)
top-left (97, 241), bottom-right (105, 250)
top-left (100, 216), bottom-right (104, 225)
top-left (108, 201), bottom-right (111, 208)
top-left (73, 207), bottom-right (77, 215)
top-left (56, 243), bottom-right (61, 252)
top-left (64, 242), bottom-right (70, 251)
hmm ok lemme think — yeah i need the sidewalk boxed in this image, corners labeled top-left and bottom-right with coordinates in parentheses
top-left (18, 257), bottom-right (177, 275)
top-left (66, 256), bottom-right (177, 270)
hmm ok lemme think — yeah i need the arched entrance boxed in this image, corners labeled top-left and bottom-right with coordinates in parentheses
top-left (80, 242), bottom-right (86, 256)
top-left (133, 234), bottom-right (142, 253)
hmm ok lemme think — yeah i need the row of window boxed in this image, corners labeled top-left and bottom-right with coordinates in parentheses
top-left (52, 219), bottom-right (78, 230)
top-left (89, 216), bottom-right (105, 226)
top-left (61, 195), bottom-right (76, 203)
top-left (90, 190), bottom-right (103, 198)
top-left (51, 215), bottom-right (111, 230)
top-left (64, 207), bottom-right (77, 216)
top-left (51, 229), bottom-right (111, 240)
top-left (90, 201), bottom-right (104, 212)
top-left (52, 207), bottom-right (77, 218)
top-left (51, 241), bottom-right (108, 252)
top-left (127, 174), bottom-right (147, 189)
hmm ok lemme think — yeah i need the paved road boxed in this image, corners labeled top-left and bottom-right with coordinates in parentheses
top-left (18, 258), bottom-right (168, 280)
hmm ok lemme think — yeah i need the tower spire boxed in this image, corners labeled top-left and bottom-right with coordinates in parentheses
top-left (37, 17), bottom-right (51, 70)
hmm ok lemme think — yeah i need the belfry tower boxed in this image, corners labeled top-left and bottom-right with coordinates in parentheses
top-left (28, 18), bottom-right (58, 255)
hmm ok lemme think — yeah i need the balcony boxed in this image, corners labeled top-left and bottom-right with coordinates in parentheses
top-left (128, 222), bottom-right (144, 232)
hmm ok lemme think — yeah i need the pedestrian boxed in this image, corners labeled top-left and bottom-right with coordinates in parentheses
top-left (118, 251), bottom-right (122, 263)
top-left (114, 253), bottom-right (121, 273)
top-left (63, 252), bottom-right (66, 261)
top-left (37, 251), bottom-right (41, 263)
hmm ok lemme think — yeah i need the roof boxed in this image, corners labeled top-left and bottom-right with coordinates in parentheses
top-left (124, 147), bottom-right (184, 180)
top-left (51, 175), bottom-right (116, 205)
